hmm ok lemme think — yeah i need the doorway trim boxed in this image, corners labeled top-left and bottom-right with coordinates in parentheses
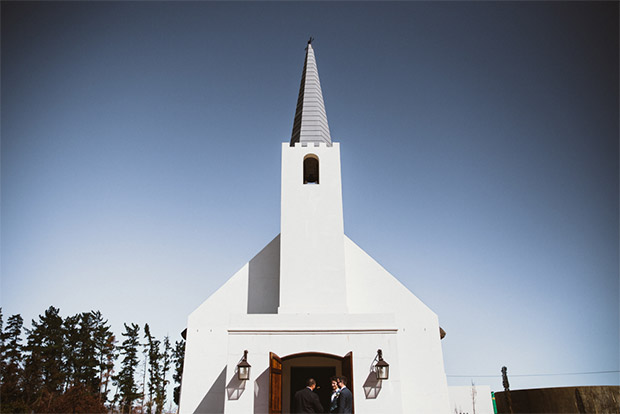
top-left (269, 351), bottom-right (354, 414)
top-left (282, 351), bottom-right (343, 362)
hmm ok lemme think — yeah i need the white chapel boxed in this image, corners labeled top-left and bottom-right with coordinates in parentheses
top-left (179, 40), bottom-right (451, 414)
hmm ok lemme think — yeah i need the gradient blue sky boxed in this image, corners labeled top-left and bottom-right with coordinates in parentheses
top-left (2, 1), bottom-right (618, 394)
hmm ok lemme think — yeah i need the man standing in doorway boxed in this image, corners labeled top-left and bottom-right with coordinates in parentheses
top-left (293, 378), bottom-right (324, 413)
top-left (337, 376), bottom-right (353, 413)
top-left (329, 377), bottom-right (340, 413)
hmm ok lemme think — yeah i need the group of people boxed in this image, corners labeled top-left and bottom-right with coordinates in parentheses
top-left (293, 376), bottom-right (353, 413)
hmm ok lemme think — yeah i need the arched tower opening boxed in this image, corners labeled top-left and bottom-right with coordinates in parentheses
top-left (303, 154), bottom-right (319, 184)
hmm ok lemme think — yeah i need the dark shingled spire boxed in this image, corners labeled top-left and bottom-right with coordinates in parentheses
top-left (290, 41), bottom-right (332, 146)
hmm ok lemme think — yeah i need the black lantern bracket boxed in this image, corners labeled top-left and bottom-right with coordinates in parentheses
top-left (374, 349), bottom-right (389, 380)
top-left (236, 350), bottom-right (251, 381)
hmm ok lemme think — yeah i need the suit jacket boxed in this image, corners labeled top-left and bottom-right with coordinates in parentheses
top-left (337, 386), bottom-right (353, 413)
top-left (330, 390), bottom-right (340, 412)
top-left (294, 387), bottom-right (324, 413)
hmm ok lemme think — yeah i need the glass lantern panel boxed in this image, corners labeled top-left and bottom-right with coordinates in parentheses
top-left (239, 366), bottom-right (250, 380)
top-left (377, 366), bottom-right (389, 380)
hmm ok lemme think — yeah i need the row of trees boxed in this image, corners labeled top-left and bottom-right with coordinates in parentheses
top-left (0, 307), bottom-right (185, 414)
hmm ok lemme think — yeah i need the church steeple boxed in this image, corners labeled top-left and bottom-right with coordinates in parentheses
top-left (279, 39), bottom-right (346, 314)
top-left (290, 38), bottom-right (332, 146)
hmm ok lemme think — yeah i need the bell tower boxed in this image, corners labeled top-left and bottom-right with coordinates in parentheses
top-left (279, 40), bottom-right (348, 314)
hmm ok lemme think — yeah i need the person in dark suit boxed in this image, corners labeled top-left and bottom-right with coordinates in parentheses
top-left (336, 376), bottom-right (353, 413)
top-left (329, 377), bottom-right (340, 413)
top-left (293, 378), bottom-right (324, 413)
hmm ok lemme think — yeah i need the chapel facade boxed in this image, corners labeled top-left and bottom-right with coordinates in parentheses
top-left (179, 41), bottom-right (451, 414)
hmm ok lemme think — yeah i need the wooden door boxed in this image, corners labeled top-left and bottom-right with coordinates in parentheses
top-left (269, 352), bottom-right (283, 414)
top-left (343, 351), bottom-right (354, 414)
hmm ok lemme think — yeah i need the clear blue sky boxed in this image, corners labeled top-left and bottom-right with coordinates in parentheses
top-left (2, 1), bottom-right (618, 394)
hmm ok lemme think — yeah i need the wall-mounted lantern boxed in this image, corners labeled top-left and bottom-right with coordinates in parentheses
top-left (375, 349), bottom-right (389, 380)
top-left (237, 350), bottom-right (251, 381)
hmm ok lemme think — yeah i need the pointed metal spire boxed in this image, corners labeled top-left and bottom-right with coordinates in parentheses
top-left (290, 39), bottom-right (332, 146)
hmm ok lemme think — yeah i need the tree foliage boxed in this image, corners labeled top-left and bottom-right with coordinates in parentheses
top-left (0, 311), bottom-right (28, 412)
top-left (172, 338), bottom-right (185, 407)
top-left (156, 335), bottom-right (172, 414)
top-left (113, 323), bottom-right (142, 414)
top-left (143, 325), bottom-right (172, 414)
top-left (23, 306), bottom-right (65, 408)
top-left (0, 306), bottom-right (182, 414)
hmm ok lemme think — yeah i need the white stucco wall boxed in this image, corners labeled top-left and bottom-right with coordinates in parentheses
top-left (180, 264), bottom-right (247, 414)
top-left (180, 141), bottom-right (450, 413)
top-left (279, 142), bottom-right (347, 314)
top-left (344, 236), bottom-right (451, 413)
top-left (180, 236), bottom-right (451, 413)
top-left (180, 236), bottom-right (280, 413)
top-left (222, 314), bottom-right (401, 414)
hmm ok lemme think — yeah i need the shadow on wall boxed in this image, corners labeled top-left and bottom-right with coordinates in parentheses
top-left (195, 367), bottom-right (226, 413)
top-left (362, 371), bottom-right (382, 399)
top-left (226, 373), bottom-right (246, 401)
top-left (254, 369), bottom-right (270, 414)
top-left (247, 234), bottom-right (280, 314)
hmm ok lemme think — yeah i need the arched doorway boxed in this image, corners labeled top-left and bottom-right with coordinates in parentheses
top-left (269, 352), bottom-right (353, 414)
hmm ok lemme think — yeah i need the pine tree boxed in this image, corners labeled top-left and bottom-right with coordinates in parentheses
top-left (23, 306), bottom-right (65, 410)
top-left (144, 324), bottom-right (160, 414)
top-left (138, 344), bottom-right (147, 413)
top-left (1, 313), bottom-right (25, 411)
top-left (99, 333), bottom-right (117, 404)
top-left (1, 304), bottom-right (181, 413)
top-left (155, 335), bottom-right (171, 414)
top-left (113, 323), bottom-right (141, 414)
top-left (75, 312), bottom-right (99, 393)
top-left (91, 311), bottom-right (116, 402)
top-left (62, 313), bottom-right (80, 390)
top-left (56, 311), bottom-right (106, 413)
top-left (1, 308), bottom-right (6, 384)
top-left (172, 338), bottom-right (185, 408)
